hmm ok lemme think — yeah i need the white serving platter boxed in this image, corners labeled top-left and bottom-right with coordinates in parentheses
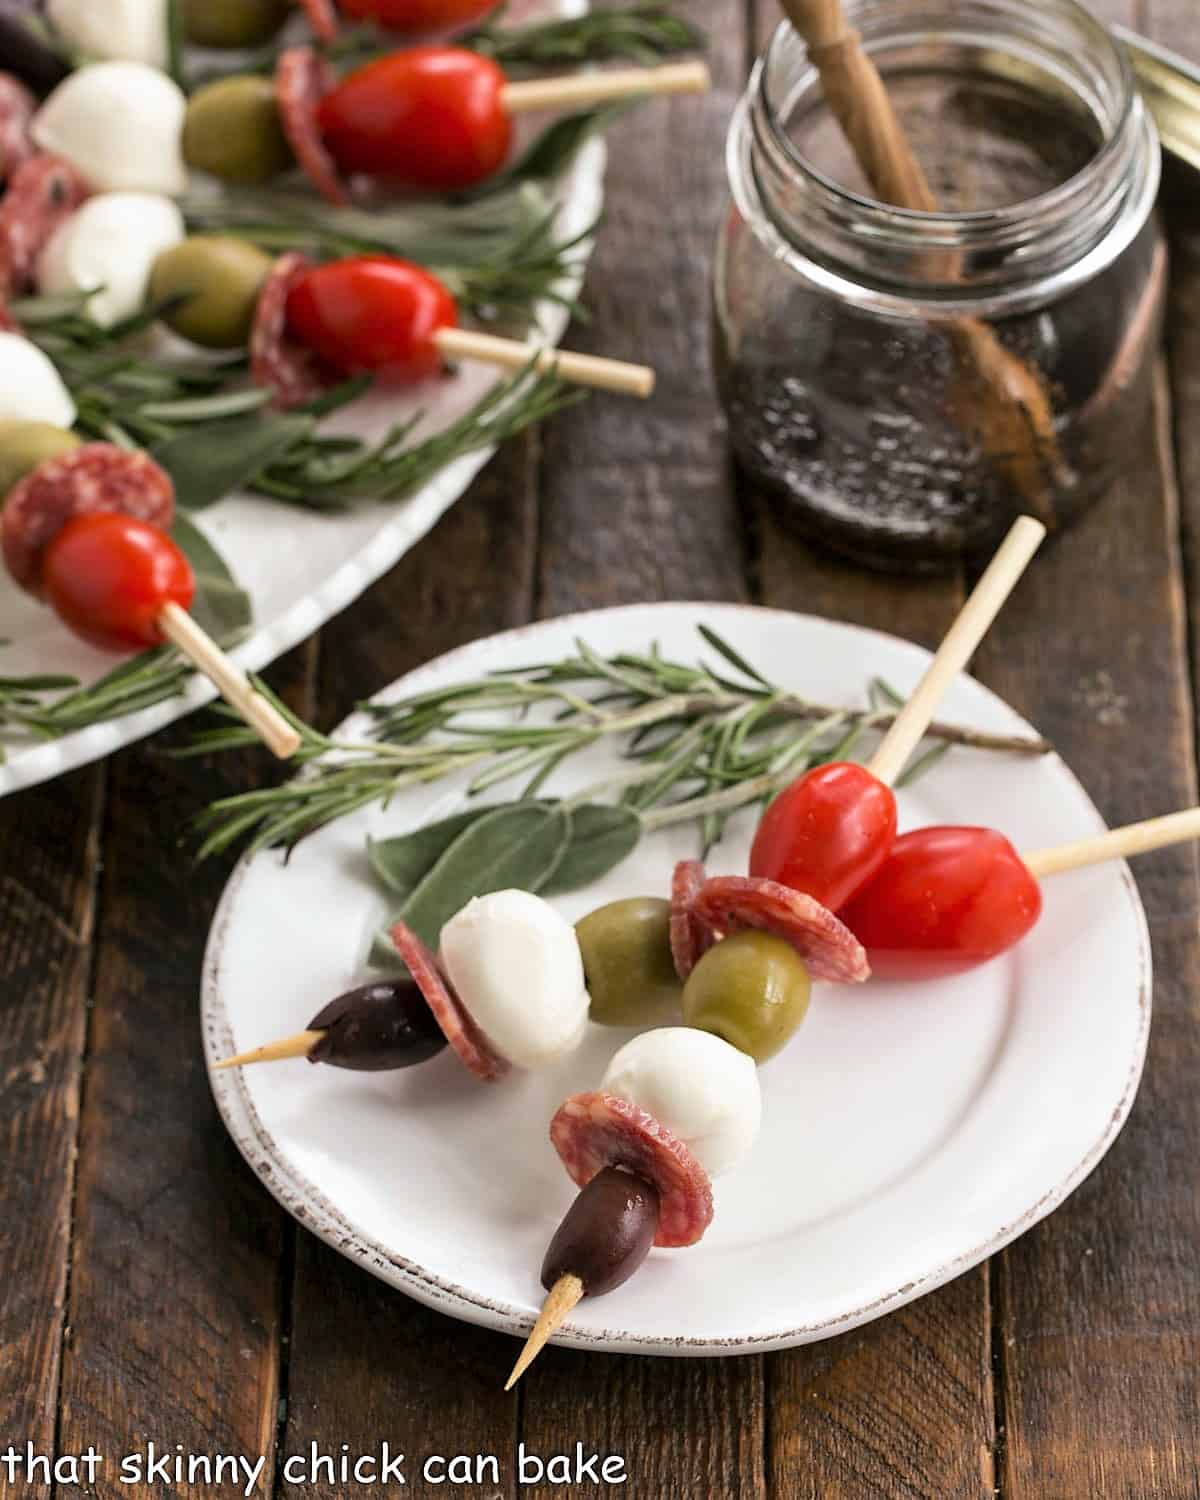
top-left (0, 0), bottom-right (604, 797)
top-left (203, 602), bottom-right (1151, 1358)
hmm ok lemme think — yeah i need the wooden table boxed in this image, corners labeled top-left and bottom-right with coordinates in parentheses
top-left (5, 4), bottom-right (1200, 1496)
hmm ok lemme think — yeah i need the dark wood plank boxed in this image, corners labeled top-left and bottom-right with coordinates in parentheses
top-left (521, 4), bottom-right (767, 1493)
top-left (972, 368), bottom-right (1200, 1499)
top-left (53, 647), bottom-right (317, 1499)
top-left (0, 768), bottom-right (103, 1500)
top-left (280, 443), bottom-right (540, 1500)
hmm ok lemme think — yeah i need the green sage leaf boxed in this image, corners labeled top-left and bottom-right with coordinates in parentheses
top-left (154, 411), bottom-right (315, 511)
top-left (366, 807), bottom-right (495, 896)
top-left (371, 802), bottom-right (572, 968)
top-left (541, 803), bottom-right (641, 894)
top-left (170, 514), bottom-right (252, 638)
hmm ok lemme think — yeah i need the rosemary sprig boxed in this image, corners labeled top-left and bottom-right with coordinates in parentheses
top-left (466, 5), bottom-right (705, 68)
top-left (180, 181), bottom-right (593, 322)
top-left (13, 296), bottom-right (578, 513)
top-left (189, 629), bottom-right (1052, 859)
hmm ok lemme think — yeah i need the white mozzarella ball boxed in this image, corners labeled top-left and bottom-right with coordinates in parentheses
top-left (32, 63), bottom-right (188, 195)
top-left (0, 334), bottom-right (77, 428)
top-left (601, 1027), bottom-right (761, 1177)
top-left (47, 0), bottom-right (169, 69)
top-left (440, 889), bottom-right (589, 1072)
top-left (39, 193), bottom-right (185, 328)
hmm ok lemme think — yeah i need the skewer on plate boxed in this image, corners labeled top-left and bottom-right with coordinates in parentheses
top-left (506, 517), bottom-right (1047, 1386)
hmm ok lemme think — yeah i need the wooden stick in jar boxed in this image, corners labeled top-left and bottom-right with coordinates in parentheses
top-left (867, 514), bottom-right (1045, 786)
top-left (1024, 807), bottom-right (1200, 878)
top-left (778, 0), bottom-right (1067, 524)
top-left (501, 60), bottom-right (711, 114)
top-left (158, 603), bottom-right (302, 759)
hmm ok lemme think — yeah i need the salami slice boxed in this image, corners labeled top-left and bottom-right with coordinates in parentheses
top-left (0, 73), bottom-right (36, 183)
top-left (276, 47), bottom-right (347, 207)
top-left (550, 1092), bottom-right (713, 1249)
top-left (669, 858), bottom-right (716, 980)
top-left (296, 0), bottom-right (338, 41)
top-left (0, 153), bottom-right (89, 296)
top-left (692, 875), bottom-right (870, 985)
top-left (387, 919), bottom-right (510, 1083)
top-left (3, 444), bottom-right (175, 596)
top-left (249, 251), bottom-right (330, 411)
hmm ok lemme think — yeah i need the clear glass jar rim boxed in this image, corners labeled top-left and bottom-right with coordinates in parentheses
top-left (759, 0), bottom-right (1137, 239)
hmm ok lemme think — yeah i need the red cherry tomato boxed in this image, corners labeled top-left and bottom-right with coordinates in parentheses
top-left (749, 762), bottom-right (898, 911)
top-left (285, 256), bottom-right (457, 381)
top-left (337, 0), bottom-right (502, 33)
top-left (318, 47), bottom-right (512, 191)
top-left (839, 826), bottom-right (1044, 979)
top-left (42, 513), bottom-right (195, 654)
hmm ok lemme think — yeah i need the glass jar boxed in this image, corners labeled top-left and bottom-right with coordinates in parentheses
top-left (713, 0), bottom-right (1165, 571)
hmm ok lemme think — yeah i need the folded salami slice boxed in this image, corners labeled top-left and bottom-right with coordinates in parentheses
top-left (669, 858), bottom-right (715, 980)
top-left (297, 0), bottom-right (339, 41)
top-left (550, 1091), bottom-right (714, 1249)
top-left (0, 153), bottom-right (89, 296)
top-left (249, 251), bottom-right (330, 411)
top-left (692, 875), bottom-right (870, 984)
top-left (0, 74), bottom-right (37, 183)
top-left (387, 919), bottom-right (509, 1083)
top-left (276, 47), bottom-right (347, 206)
top-left (3, 444), bottom-right (174, 596)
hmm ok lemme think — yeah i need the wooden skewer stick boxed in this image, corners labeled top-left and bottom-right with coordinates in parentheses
top-left (778, 0), bottom-right (1067, 524)
top-left (434, 328), bottom-right (655, 398)
top-left (501, 60), bottom-right (710, 114)
top-left (157, 602), bottom-right (301, 759)
top-left (505, 1274), bottom-right (584, 1391)
top-left (213, 1030), bottom-right (324, 1070)
top-left (867, 515), bottom-right (1045, 787)
top-left (1023, 807), bottom-right (1200, 879)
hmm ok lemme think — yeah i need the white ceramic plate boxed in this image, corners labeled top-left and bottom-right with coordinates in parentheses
top-left (203, 602), bottom-right (1151, 1356)
top-left (0, 0), bottom-right (604, 797)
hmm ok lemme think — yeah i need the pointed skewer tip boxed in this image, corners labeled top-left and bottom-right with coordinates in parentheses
top-left (213, 1031), bottom-right (324, 1070)
top-left (504, 1274), bottom-right (584, 1390)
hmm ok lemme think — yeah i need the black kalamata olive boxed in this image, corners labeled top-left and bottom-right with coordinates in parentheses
top-left (0, 14), bottom-right (71, 97)
top-left (306, 979), bottom-right (447, 1072)
top-left (541, 1166), bottom-right (660, 1298)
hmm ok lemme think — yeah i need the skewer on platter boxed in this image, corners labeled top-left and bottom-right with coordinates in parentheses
top-left (0, 433), bottom-right (302, 758)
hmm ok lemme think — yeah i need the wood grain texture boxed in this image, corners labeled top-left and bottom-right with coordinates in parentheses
top-left (535, 0), bottom-right (750, 617)
top-left (280, 444), bottom-right (539, 1500)
top-left (52, 647), bottom-right (317, 1500)
top-left (0, 769), bottom-right (103, 1500)
top-left (972, 370), bottom-right (1200, 1500)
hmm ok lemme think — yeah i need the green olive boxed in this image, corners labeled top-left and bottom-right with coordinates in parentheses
top-left (182, 76), bottom-right (293, 185)
top-left (150, 237), bottom-right (276, 351)
top-left (681, 930), bottom-right (811, 1064)
top-left (0, 422), bottom-right (81, 500)
top-left (576, 897), bottom-right (682, 1027)
top-left (183, 0), bottom-right (292, 47)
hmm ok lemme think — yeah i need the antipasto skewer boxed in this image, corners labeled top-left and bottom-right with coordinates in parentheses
top-left (184, 46), bottom-right (709, 199)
